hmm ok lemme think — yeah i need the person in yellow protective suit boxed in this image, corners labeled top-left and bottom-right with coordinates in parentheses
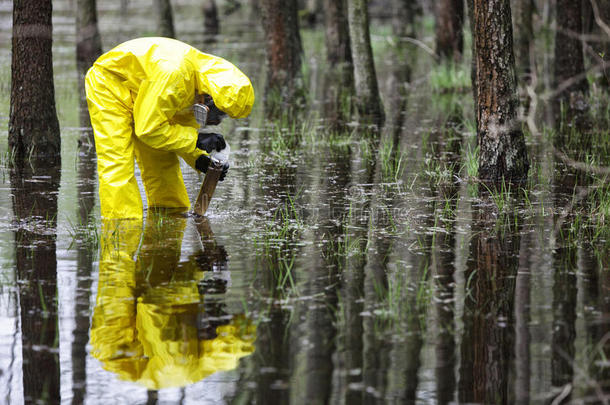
top-left (91, 213), bottom-right (256, 390)
top-left (85, 37), bottom-right (255, 219)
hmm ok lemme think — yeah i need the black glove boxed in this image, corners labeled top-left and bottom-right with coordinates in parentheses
top-left (195, 154), bottom-right (211, 173)
top-left (219, 162), bottom-right (229, 182)
top-left (195, 155), bottom-right (230, 182)
top-left (197, 132), bottom-right (226, 153)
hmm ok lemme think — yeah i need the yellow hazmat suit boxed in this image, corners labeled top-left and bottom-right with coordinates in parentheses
top-left (91, 215), bottom-right (256, 389)
top-left (85, 37), bottom-right (255, 219)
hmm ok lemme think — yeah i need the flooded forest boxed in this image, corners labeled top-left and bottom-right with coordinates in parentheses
top-left (1, 0), bottom-right (610, 403)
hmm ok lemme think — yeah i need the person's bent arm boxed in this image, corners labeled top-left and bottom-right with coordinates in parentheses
top-left (133, 69), bottom-right (203, 163)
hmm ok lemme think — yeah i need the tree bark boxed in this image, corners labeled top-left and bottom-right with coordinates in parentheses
top-left (347, 0), bottom-right (385, 128)
top-left (260, 0), bottom-right (303, 113)
top-left (9, 0), bottom-right (61, 160)
top-left (435, 0), bottom-right (464, 62)
top-left (473, 0), bottom-right (529, 182)
top-left (154, 0), bottom-right (175, 38)
top-left (511, 0), bottom-right (534, 82)
top-left (203, 0), bottom-right (219, 37)
top-left (554, 0), bottom-right (588, 102)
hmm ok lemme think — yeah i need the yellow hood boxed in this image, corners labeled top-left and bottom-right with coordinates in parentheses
top-left (93, 37), bottom-right (255, 119)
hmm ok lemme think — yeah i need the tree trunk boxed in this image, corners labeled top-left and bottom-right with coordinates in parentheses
top-left (466, 0), bottom-right (477, 110)
top-left (9, 0), bottom-right (61, 160)
top-left (76, 0), bottom-right (102, 70)
top-left (323, 0), bottom-right (354, 110)
top-left (76, 0), bottom-right (102, 145)
top-left (260, 0), bottom-right (303, 113)
top-left (324, 0), bottom-right (352, 69)
top-left (554, 0), bottom-right (588, 104)
top-left (586, 0), bottom-right (610, 88)
top-left (303, 0), bottom-right (323, 27)
top-left (435, 0), bottom-right (464, 62)
top-left (391, 0), bottom-right (418, 38)
top-left (473, 0), bottom-right (528, 182)
top-left (511, 0), bottom-right (534, 82)
top-left (347, 0), bottom-right (385, 128)
top-left (203, 0), bottom-right (219, 37)
top-left (154, 0), bottom-right (175, 38)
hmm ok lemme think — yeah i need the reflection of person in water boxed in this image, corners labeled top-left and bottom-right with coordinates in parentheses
top-left (90, 213), bottom-right (255, 389)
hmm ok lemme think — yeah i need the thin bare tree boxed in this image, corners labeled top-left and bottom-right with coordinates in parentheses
top-left (347, 0), bottom-right (384, 128)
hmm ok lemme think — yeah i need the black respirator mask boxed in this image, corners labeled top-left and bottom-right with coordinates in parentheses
top-left (203, 95), bottom-right (227, 126)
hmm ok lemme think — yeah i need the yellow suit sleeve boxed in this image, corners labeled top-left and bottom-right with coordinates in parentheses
top-left (132, 69), bottom-right (204, 166)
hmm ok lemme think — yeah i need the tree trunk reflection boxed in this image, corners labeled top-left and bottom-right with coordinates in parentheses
top-left (11, 157), bottom-right (61, 404)
top-left (458, 200), bottom-right (520, 405)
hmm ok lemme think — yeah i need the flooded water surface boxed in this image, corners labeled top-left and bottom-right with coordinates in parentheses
top-left (1, 1), bottom-right (610, 404)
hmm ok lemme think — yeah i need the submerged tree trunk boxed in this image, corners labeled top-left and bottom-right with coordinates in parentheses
top-left (347, 0), bottom-right (384, 128)
top-left (511, 0), bottom-right (534, 82)
top-left (473, 0), bottom-right (528, 181)
top-left (553, 0), bottom-right (588, 110)
top-left (260, 0), bottom-right (303, 113)
top-left (203, 0), bottom-right (219, 37)
top-left (9, 0), bottom-right (61, 159)
top-left (435, 0), bottom-right (464, 62)
top-left (154, 0), bottom-right (175, 38)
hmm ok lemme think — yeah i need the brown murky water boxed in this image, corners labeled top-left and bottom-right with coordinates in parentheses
top-left (1, 1), bottom-right (610, 404)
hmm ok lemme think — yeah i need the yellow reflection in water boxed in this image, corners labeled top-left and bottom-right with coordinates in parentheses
top-left (90, 214), bottom-right (255, 390)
